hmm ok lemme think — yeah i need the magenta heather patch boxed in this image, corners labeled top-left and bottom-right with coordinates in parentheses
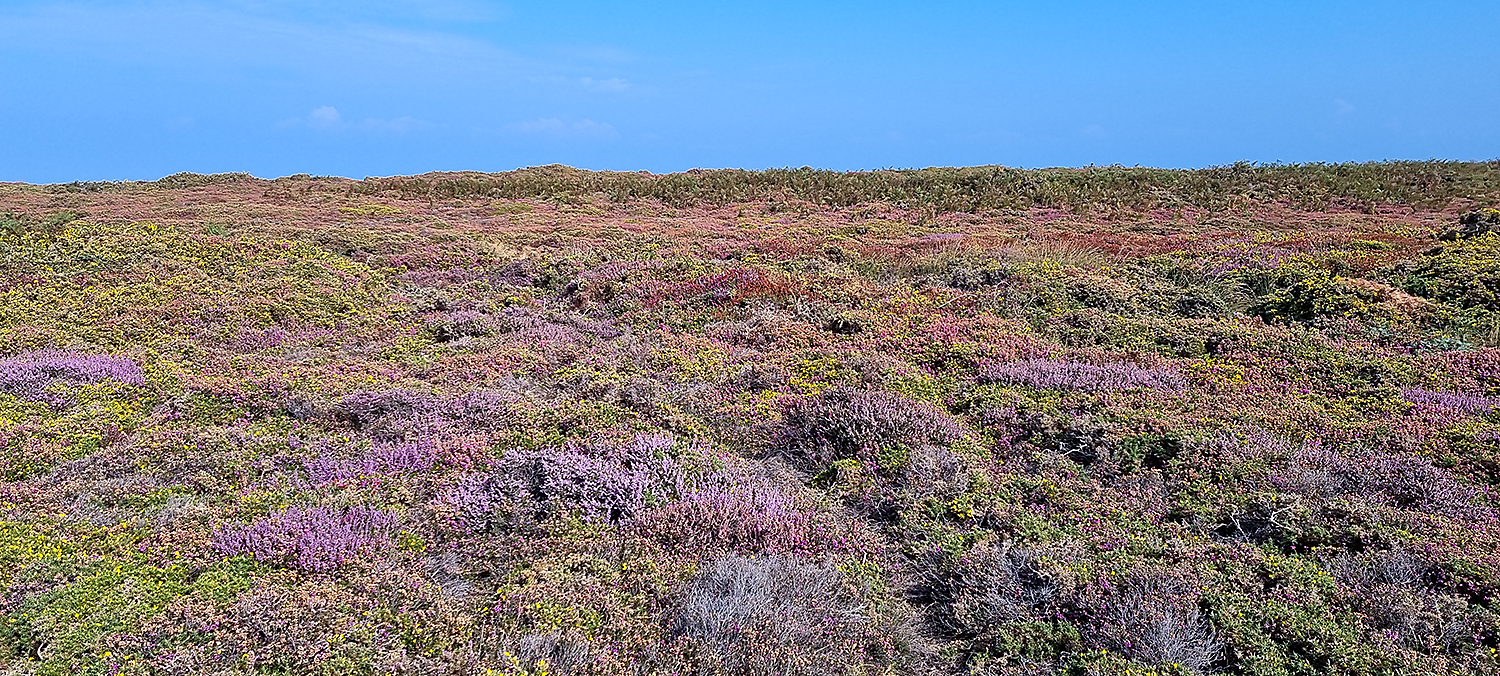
top-left (1267, 439), bottom-right (1491, 521)
top-left (977, 358), bottom-right (1186, 391)
top-left (1401, 388), bottom-right (1500, 416)
top-left (431, 433), bottom-right (692, 532)
top-left (0, 350), bottom-right (146, 406)
top-left (429, 432), bottom-right (832, 555)
top-left (779, 388), bottom-right (966, 471)
top-left (632, 480), bottom-right (821, 555)
top-left (211, 505), bottom-right (400, 572)
top-left (333, 388), bottom-right (523, 442)
top-left (425, 309), bottom-right (493, 342)
top-left (301, 440), bottom-right (438, 487)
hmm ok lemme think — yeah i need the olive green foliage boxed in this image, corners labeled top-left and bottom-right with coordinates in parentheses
top-left (1398, 233), bottom-right (1500, 311)
top-left (338, 161), bottom-right (1500, 213)
top-left (1251, 269), bottom-right (1384, 322)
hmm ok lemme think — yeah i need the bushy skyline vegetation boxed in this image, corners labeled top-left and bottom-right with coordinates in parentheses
top-left (3, 163), bottom-right (1500, 675)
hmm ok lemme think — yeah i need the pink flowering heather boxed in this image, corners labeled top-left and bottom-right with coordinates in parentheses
top-left (211, 505), bottom-right (401, 572)
top-left (431, 432), bottom-right (830, 556)
top-left (300, 440), bottom-right (438, 487)
top-left (633, 477), bottom-right (818, 555)
top-left (779, 388), bottom-right (967, 470)
top-left (0, 350), bottom-right (145, 406)
top-left (1401, 387), bottom-right (1500, 416)
top-left (432, 433), bottom-right (692, 532)
top-left (977, 358), bottom-right (1186, 391)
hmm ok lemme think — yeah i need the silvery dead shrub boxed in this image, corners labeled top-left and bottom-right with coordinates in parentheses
top-left (912, 540), bottom-right (1075, 657)
top-left (1088, 573), bottom-right (1221, 672)
top-left (673, 555), bottom-right (880, 676)
top-left (1325, 549), bottom-right (1478, 655)
top-left (950, 544), bottom-right (1065, 633)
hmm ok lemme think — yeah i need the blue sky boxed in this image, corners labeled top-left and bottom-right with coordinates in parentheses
top-left (1, 0), bottom-right (1497, 181)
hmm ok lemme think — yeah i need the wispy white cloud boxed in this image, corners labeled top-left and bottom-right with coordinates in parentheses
top-left (0, 1), bottom-right (647, 142)
top-left (281, 106), bottom-right (429, 132)
top-left (507, 117), bottom-right (618, 140)
top-left (333, 0), bottom-right (506, 23)
top-left (308, 105), bottom-right (342, 129)
top-left (145, 0), bottom-right (506, 24)
top-left (0, 2), bottom-right (543, 88)
top-left (545, 44), bottom-right (637, 64)
top-left (581, 77), bottom-right (629, 93)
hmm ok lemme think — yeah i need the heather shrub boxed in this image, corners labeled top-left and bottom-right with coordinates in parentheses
top-left (977, 358), bottom-right (1185, 391)
top-left (1268, 441), bottom-right (1486, 520)
top-left (673, 555), bottom-right (904, 676)
top-left (631, 482), bottom-right (818, 555)
top-left (211, 505), bottom-right (401, 571)
top-left (728, 363), bottom-right (789, 393)
top-left (1402, 387), bottom-right (1500, 416)
top-left (335, 389), bottom-right (441, 432)
top-left (425, 309), bottom-right (494, 342)
top-left (334, 388), bottom-right (523, 441)
top-left (611, 375), bottom-right (669, 413)
top-left (946, 262), bottom-right (1009, 291)
top-left (958, 392), bottom-right (1052, 449)
top-left (221, 581), bottom-right (387, 674)
top-left (431, 433), bottom-right (823, 553)
top-left (1065, 274), bottom-right (1141, 314)
top-left (0, 350), bottom-right (146, 406)
top-left (300, 440), bottom-right (438, 487)
top-left (1326, 550), bottom-right (1484, 656)
top-left (446, 389), bottom-right (528, 432)
top-left (779, 388), bottom-right (967, 474)
top-left (1367, 590), bottom-right (1485, 655)
top-left (432, 433), bottom-right (682, 531)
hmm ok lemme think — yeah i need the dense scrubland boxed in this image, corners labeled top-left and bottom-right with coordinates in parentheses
top-left (3, 161), bottom-right (1500, 676)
